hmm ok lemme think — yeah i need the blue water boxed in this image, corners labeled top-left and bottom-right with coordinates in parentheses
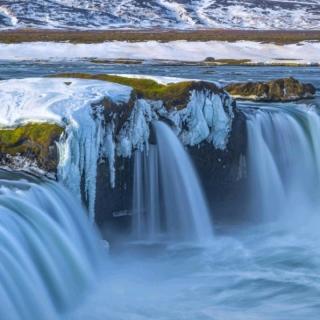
top-left (0, 60), bottom-right (319, 87)
top-left (1, 60), bottom-right (318, 108)
top-left (1, 63), bottom-right (320, 319)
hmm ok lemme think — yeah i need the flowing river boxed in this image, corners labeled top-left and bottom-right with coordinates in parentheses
top-left (0, 63), bottom-right (319, 319)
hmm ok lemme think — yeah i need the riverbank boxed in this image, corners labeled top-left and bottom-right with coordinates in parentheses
top-left (0, 40), bottom-right (319, 66)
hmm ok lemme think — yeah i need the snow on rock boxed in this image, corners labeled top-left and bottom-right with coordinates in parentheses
top-left (0, 78), bottom-right (131, 127)
top-left (111, 74), bottom-right (195, 85)
top-left (0, 0), bottom-right (319, 30)
top-left (0, 77), bottom-right (132, 219)
top-left (0, 6), bottom-right (18, 27)
top-left (0, 76), bottom-right (234, 218)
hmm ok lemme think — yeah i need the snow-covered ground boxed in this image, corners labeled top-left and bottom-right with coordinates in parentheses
top-left (0, 78), bottom-right (131, 127)
top-left (0, 41), bottom-right (319, 64)
top-left (0, 0), bottom-right (319, 30)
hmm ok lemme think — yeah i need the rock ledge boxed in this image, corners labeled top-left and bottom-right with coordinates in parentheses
top-left (225, 77), bottom-right (316, 102)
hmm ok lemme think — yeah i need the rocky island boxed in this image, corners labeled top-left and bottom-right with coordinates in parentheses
top-left (225, 77), bottom-right (316, 102)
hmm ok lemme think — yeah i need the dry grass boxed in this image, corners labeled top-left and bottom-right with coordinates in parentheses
top-left (0, 29), bottom-right (320, 44)
top-left (50, 73), bottom-right (222, 109)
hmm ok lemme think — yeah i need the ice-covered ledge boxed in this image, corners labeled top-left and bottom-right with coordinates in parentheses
top-left (0, 77), bottom-right (132, 218)
top-left (0, 76), bottom-right (235, 218)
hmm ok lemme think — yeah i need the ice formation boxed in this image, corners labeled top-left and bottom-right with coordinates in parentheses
top-left (117, 99), bottom-right (154, 158)
top-left (0, 78), bottom-right (132, 219)
top-left (0, 77), bottom-right (234, 218)
top-left (173, 89), bottom-right (234, 149)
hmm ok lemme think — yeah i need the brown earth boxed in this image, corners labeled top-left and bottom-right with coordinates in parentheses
top-left (0, 29), bottom-right (320, 44)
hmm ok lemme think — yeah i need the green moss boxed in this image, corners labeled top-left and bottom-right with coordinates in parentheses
top-left (51, 73), bottom-right (222, 109)
top-left (204, 58), bottom-right (252, 65)
top-left (0, 123), bottom-right (63, 171)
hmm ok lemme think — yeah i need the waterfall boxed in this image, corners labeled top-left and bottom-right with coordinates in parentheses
top-left (132, 121), bottom-right (213, 243)
top-left (244, 105), bottom-right (320, 221)
top-left (0, 170), bottom-right (105, 320)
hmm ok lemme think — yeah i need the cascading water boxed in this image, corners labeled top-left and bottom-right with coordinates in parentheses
top-left (244, 104), bottom-right (320, 221)
top-left (132, 121), bottom-right (213, 242)
top-left (0, 170), bottom-right (106, 320)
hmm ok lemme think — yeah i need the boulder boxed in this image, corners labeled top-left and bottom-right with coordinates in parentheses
top-left (0, 123), bottom-right (63, 173)
top-left (225, 77), bottom-right (316, 102)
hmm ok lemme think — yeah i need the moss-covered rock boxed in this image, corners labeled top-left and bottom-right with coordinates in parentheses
top-left (0, 123), bottom-right (63, 172)
top-left (225, 77), bottom-right (316, 102)
top-left (51, 73), bottom-right (223, 109)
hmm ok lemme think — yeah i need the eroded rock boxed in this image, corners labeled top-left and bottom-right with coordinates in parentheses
top-left (225, 77), bottom-right (316, 102)
top-left (0, 123), bottom-right (63, 173)
top-left (0, 75), bottom-right (243, 230)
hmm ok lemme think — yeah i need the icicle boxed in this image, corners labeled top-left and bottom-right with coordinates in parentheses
top-left (103, 121), bottom-right (116, 188)
top-left (117, 99), bottom-right (154, 158)
top-left (57, 105), bottom-right (105, 221)
top-left (174, 90), bottom-right (233, 149)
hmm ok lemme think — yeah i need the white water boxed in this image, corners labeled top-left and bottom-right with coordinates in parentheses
top-left (132, 121), bottom-right (213, 242)
top-left (0, 171), bottom-right (106, 320)
top-left (3, 103), bottom-right (320, 319)
top-left (245, 105), bottom-right (320, 222)
top-left (71, 105), bottom-right (320, 320)
top-left (71, 221), bottom-right (320, 320)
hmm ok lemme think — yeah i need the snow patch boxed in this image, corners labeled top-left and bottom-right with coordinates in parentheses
top-left (0, 41), bottom-right (319, 65)
top-left (0, 6), bottom-right (18, 26)
top-left (0, 0), bottom-right (319, 30)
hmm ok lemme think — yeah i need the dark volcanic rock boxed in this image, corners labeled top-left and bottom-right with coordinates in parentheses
top-left (95, 104), bottom-right (248, 238)
top-left (225, 77), bottom-right (316, 102)
top-left (187, 107), bottom-right (248, 224)
top-left (0, 76), bottom-right (248, 237)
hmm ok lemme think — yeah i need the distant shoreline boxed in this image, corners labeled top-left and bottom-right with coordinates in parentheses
top-left (0, 29), bottom-right (320, 44)
top-left (0, 40), bottom-right (318, 65)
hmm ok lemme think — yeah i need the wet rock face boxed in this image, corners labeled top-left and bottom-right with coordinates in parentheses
top-left (225, 77), bottom-right (316, 102)
top-left (187, 107), bottom-right (248, 224)
top-left (0, 76), bottom-right (247, 234)
top-left (94, 80), bottom-right (238, 234)
top-left (95, 106), bottom-right (248, 236)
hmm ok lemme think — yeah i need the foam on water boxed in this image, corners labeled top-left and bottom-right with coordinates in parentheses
top-left (70, 221), bottom-right (320, 320)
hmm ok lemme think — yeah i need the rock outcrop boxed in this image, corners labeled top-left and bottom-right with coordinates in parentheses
top-left (225, 77), bottom-right (316, 102)
top-left (0, 124), bottom-right (63, 173)
top-left (0, 75), bottom-right (246, 234)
